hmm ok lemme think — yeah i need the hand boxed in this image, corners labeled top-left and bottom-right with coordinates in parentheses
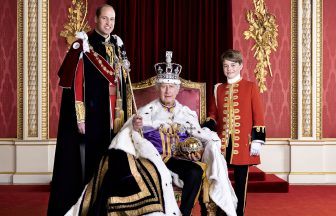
top-left (122, 59), bottom-right (131, 72)
top-left (187, 152), bottom-right (202, 161)
top-left (77, 122), bottom-right (85, 134)
top-left (250, 141), bottom-right (262, 156)
top-left (132, 115), bottom-right (143, 132)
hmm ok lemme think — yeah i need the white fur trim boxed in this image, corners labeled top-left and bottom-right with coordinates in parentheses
top-left (213, 83), bottom-right (222, 108)
top-left (113, 34), bottom-right (124, 46)
top-left (75, 31), bottom-right (90, 53)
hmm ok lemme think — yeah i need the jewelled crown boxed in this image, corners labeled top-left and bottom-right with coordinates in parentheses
top-left (154, 51), bottom-right (182, 85)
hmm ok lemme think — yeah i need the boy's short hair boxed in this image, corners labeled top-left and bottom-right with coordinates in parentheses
top-left (220, 49), bottom-right (243, 64)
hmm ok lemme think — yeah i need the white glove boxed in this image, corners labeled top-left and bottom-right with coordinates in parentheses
top-left (250, 141), bottom-right (262, 156)
top-left (122, 59), bottom-right (131, 71)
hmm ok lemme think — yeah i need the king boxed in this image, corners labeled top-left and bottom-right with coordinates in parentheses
top-left (66, 51), bottom-right (238, 216)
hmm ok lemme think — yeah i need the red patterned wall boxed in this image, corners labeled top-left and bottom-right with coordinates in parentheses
top-left (49, 0), bottom-right (293, 138)
top-left (323, 0), bottom-right (336, 138)
top-left (232, 0), bottom-right (291, 138)
top-left (49, 0), bottom-right (106, 138)
top-left (0, 0), bottom-right (17, 138)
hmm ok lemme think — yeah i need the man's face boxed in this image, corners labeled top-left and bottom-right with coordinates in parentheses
top-left (95, 6), bottom-right (115, 37)
top-left (223, 59), bottom-right (243, 80)
top-left (158, 83), bottom-right (179, 106)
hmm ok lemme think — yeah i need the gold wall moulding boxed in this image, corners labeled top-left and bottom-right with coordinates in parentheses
top-left (244, 0), bottom-right (278, 93)
top-left (60, 0), bottom-right (91, 45)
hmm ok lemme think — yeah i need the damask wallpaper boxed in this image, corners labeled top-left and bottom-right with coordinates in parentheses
top-left (323, 0), bottom-right (336, 138)
top-left (232, 0), bottom-right (291, 138)
top-left (0, 0), bottom-right (17, 138)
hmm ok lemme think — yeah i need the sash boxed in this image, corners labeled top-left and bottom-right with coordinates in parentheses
top-left (84, 47), bottom-right (118, 86)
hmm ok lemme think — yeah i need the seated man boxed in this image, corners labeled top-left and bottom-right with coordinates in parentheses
top-left (66, 52), bottom-right (237, 216)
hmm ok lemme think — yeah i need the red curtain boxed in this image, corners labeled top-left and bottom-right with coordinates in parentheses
top-left (109, 0), bottom-right (232, 100)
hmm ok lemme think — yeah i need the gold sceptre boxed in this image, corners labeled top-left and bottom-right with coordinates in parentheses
top-left (124, 65), bottom-right (144, 137)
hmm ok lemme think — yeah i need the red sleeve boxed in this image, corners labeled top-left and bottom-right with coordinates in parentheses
top-left (74, 57), bottom-right (84, 102)
top-left (251, 83), bottom-right (265, 127)
top-left (74, 57), bottom-right (85, 123)
top-left (208, 94), bottom-right (218, 122)
top-left (207, 84), bottom-right (221, 122)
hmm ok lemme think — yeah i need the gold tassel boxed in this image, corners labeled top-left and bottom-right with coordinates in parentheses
top-left (113, 97), bottom-right (124, 133)
top-left (202, 176), bottom-right (210, 204)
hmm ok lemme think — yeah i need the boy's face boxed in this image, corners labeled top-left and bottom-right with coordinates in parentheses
top-left (222, 59), bottom-right (243, 80)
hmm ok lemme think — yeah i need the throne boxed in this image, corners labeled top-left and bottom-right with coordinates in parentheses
top-left (126, 76), bottom-right (206, 124)
top-left (126, 76), bottom-right (218, 215)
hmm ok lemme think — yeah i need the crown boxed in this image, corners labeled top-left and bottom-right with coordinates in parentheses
top-left (154, 51), bottom-right (182, 85)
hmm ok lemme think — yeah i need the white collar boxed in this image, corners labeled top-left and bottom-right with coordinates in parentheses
top-left (105, 35), bottom-right (110, 42)
top-left (227, 74), bottom-right (241, 84)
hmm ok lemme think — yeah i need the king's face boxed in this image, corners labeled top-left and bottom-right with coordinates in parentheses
top-left (95, 6), bottom-right (115, 38)
top-left (158, 83), bottom-right (179, 106)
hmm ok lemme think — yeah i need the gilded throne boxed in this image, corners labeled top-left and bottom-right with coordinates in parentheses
top-left (126, 76), bottom-right (206, 124)
top-left (127, 76), bottom-right (218, 215)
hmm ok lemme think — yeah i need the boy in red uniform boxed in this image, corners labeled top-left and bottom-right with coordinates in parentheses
top-left (204, 49), bottom-right (266, 216)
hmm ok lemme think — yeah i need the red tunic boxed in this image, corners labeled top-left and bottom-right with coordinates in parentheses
top-left (208, 79), bottom-right (265, 165)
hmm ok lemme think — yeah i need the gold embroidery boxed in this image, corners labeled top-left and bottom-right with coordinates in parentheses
top-left (105, 43), bottom-right (115, 65)
top-left (166, 127), bottom-right (172, 157)
top-left (93, 155), bottom-right (109, 203)
top-left (75, 101), bottom-right (85, 123)
top-left (139, 159), bottom-right (164, 205)
top-left (89, 46), bottom-right (116, 76)
top-left (253, 126), bottom-right (266, 133)
top-left (108, 157), bottom-right (164, 215)
top-left (159, 125), bottom-right (166, 158)
top-left (109, 154), bottom-right (151, 204)
top-left (81, 155), bottom-right (109, 216)
top-left (205, 117), bottom-right (216, 123)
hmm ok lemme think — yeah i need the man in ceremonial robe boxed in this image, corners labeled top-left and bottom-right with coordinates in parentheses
top-left (204, 49), bottom-right (266, 216)
top-left (66, 52), bottom-right (237, 216)
top-left (48, 4), bottom-right (130, 216)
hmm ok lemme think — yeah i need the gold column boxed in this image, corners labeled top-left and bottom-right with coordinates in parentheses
top-left (301, 0), bottom-right (312, 137)
top-left (292, 0), bottom-right (322, 140)
top-left (27, 0), bottom-right (38, 137)
top-left (17, 0), bottom-right (24, 139)
top-left (17, 0), bottom-right (49, 140)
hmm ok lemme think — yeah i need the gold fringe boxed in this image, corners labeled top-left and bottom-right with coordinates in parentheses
top-left (75, 101), bottom-right (85, 123)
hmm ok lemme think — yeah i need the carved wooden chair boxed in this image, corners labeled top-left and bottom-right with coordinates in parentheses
top-left (126, 76), bottom-right (206, 124)
top-left (126, 76), bottom-right (217, 215)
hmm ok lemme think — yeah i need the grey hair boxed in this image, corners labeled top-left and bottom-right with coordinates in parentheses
top-left (155, 83), bottom-right (180, 90)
